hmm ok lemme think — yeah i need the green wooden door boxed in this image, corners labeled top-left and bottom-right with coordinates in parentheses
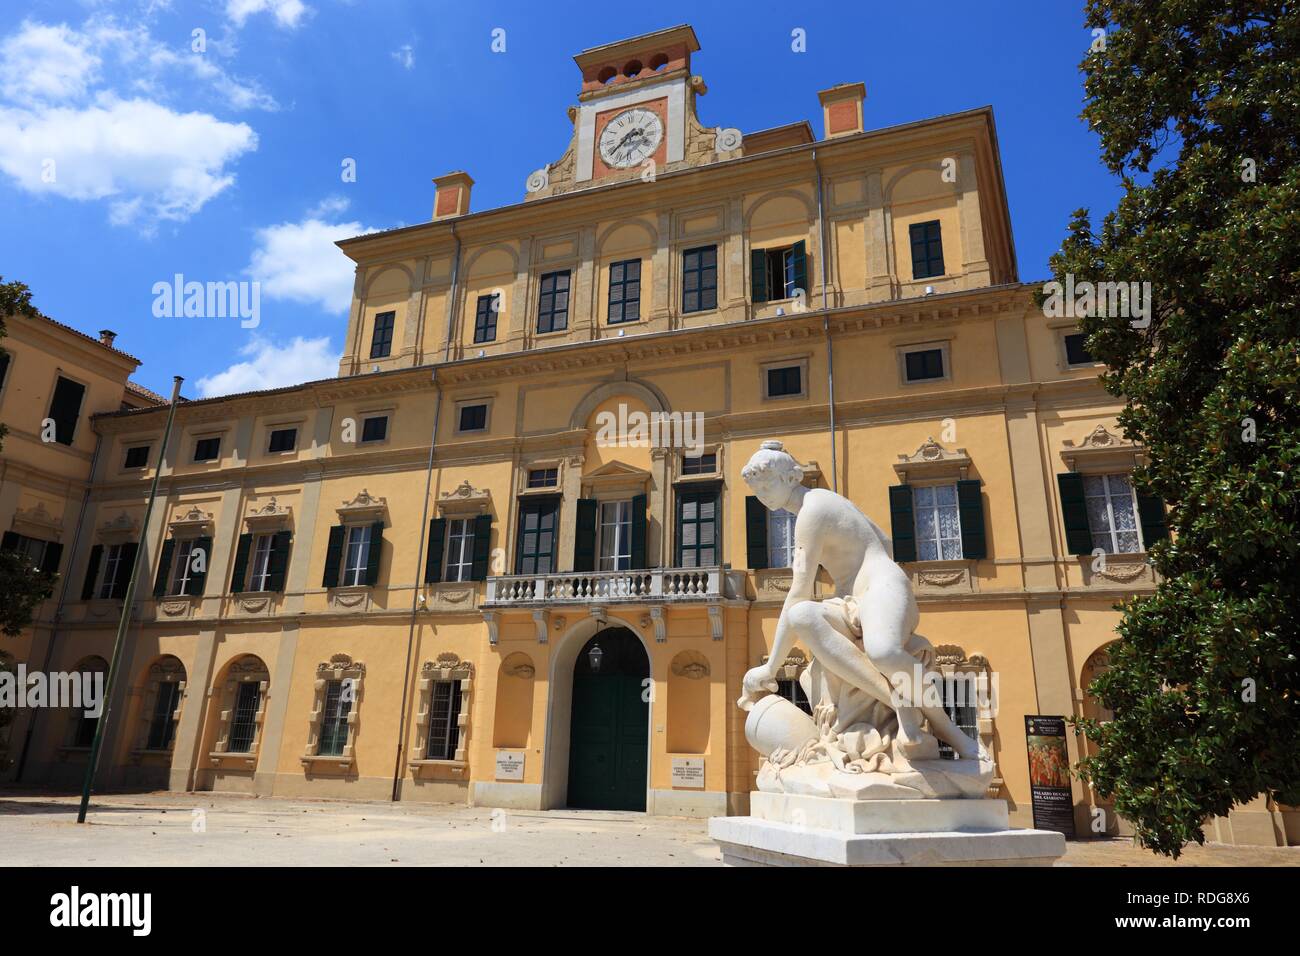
top-left (567, 630), bottom-right (648, 811)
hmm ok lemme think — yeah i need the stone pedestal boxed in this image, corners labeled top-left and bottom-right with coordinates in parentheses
top-left (709, 794), bottom-right (1066, 867)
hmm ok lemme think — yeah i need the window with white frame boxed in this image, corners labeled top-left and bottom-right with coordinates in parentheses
top-left (425, 679), bottom-right (462, 760)
top-left (598, 500), bottom-right (632, 571)
top-left (444, 518), bottom-right (474, 582)
top-left (913, 484), bottom-right (963, 561)
top-left (767, 508), bottom-right (796, 568)
top-left (98, 544), bottom-right (127, 599)
top-left (343, 525), bottom-right (372, 586)
top-left (1084, 473), bottom-right (1142, 554)
top-left (317, 679), bottom-right (353, 757)
top-left (167, 539), bottom-right (197, 595)
top-left (247, 534), bottom-right (275, 591)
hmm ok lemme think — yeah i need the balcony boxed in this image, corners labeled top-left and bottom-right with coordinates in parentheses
top-left (482, 566), bottom-right (742, 608)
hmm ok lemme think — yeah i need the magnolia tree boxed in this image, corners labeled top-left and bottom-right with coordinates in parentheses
top-left (1047, 2), bottom-right (1299, 855)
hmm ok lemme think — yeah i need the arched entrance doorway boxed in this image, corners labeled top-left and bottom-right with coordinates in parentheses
top-left (567, 628), bottom-right (649, 811)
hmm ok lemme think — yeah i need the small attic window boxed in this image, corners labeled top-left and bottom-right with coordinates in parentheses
top-left (623, 60), bottom-right (643, 78)
top-left (598, 66), bottom-right (617, 85)
top-left (649, 53), bottom-right (669, 72)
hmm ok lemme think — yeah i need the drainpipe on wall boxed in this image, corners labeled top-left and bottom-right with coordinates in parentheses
top-left (13, 431), bottom-right (104, 782)
top-left (391, 222), bottom-right (461, 802)
top-left (813, 147), bottom-right (839, 493)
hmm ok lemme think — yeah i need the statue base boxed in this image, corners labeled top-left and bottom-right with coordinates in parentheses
top-left (709, 794), bottom-right (1066, 867)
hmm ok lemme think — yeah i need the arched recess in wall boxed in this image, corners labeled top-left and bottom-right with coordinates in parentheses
top-left (362, 262), bottom-right (415, 299)
top-left (492, 652), bottom-right (536, 749)
top-left (666, 650), bottom-right (710, 754)
top-left (134, 654), bottom-right (187, 754)
top-left (744, 190), bottom-right (816, 233)
top-left (204, 653), bottom-right (270, 765)
top-left (568, 378), bottom-right (670, 432)
top-left (596, 219), bottom-right (657, 256)
top-left (884, 163), bottom-right (961, 283)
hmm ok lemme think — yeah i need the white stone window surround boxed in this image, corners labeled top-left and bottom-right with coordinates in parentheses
top-left (133, 658), bottom-right (186, 755)
top-left (576, 75), bottom-right (687, 182)
top-left (208, 658), bottom-right (270, 769)
top-left (302, 654), bottom-right (365, 769)
top-left (408, 654), bottom-right (474, 774)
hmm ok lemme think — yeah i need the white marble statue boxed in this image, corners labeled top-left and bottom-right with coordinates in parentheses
top-left (738, 440), bottom-right (993, 800)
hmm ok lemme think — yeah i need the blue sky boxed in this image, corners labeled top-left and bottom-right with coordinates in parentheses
top-left (0, 0), bottom-right (1120, 398)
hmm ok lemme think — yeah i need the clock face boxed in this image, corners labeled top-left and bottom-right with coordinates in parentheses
top-left (598, 107), bottom-right (664, 168)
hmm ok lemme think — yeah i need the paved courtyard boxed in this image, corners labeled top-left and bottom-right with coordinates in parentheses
top-left (1, 791), bottom-right (1295, 867)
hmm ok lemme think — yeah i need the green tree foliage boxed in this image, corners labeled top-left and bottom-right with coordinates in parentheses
top-left (1049, 2), bottom-right (1300, 855)
top-left (0, 278), bottom-right (59, 636)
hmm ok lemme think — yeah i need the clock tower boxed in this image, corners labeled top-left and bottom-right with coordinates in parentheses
top-left (524, 25), bottom-right (742, 200)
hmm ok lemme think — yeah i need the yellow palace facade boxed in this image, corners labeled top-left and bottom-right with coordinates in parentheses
top-left (3, 26), bottom-right (1288, 845)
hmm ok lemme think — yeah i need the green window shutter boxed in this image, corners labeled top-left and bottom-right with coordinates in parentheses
top-left (750, 248), bottom-right (768, 304)
top-left (1057, 473), bottom-right (1093, 555)
top-left (745, 495), bottom-right (769, 570)
top-left (888, 485), bottom-right (916, 563)
top-left (229, 533), bottom-right (253, 594)
top-left (364, 521), bottom-right (385, 586)
top-left (0, 531), bottom-right (18, 552)
top-left (111, 542), bottom-right (138, 599)
top-left (955, 479), bottom-right (986, 559)
top-left (82, 545), bottom-right (103, 600)
top-left (322, 525), bottom-right (345, 587)
top-left (153, 538), bottom-right (175, 597)
top-left (573, 498), bottom-right (598, 572)
top-left (39, 541), bottom-right (63, 575)
top-left (1136, 493), bottom-right (1169, 548)
top-left (790, 240), bottom-right (808, 299)
top-left (630, 493), bottom-right (648, 570)
top-left (425, 517), bottom-right (447, 584)
top-left (186, 535), bottom-right (212, 596)
top-left (470, 513), bottom-right (492, 581)
top-left (267, 531), bottom-right (292, 592)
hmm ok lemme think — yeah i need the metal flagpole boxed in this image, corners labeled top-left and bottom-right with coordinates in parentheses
top-left (76, 375), bottom-right (184, 824)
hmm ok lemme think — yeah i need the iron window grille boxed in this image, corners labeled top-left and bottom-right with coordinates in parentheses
top-left (317, 679), bottom-right (353, 757)
top-left (145, 681), bottom-right (182, 750)
top-left (425, 679), bottom-right (462, 760)
top-left (227, 682), bottom-right (261, 753)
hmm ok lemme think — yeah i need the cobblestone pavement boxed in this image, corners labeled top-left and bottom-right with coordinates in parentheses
top-left (1, 791), bottom-right (1295, 867)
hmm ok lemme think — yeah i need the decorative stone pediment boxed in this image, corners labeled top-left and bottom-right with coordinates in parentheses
top-left (760, 648), bottom-right (809, 679)
top-left (337, 489), bottom-right (387, 521)
top-left (893, 438), bottom-right (972, 482)
top-left (98, 511), bottom-right (140, 543)
top-left (437, 480), bottom-right (492, 515)
top-left (581, 460), bottom-right (652, 495)
top-left (317, 653), bottom-right (365, 678)
top-left (1060, 424), bottom-right (1145, 471)
top-left (169, 505), bottom-right (213, 535)
top-left (245, 497), bottom-right (292, 531)
top-left (423, 653), bottom-right (473, 681)
top-left (12, 501), bottom-right (62, 539)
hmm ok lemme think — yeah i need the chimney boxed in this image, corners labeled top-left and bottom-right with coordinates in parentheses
top-left (432, 171), bottom-right (474, 220)
top-left (818, 82), bottom-right (866, 139)
top-left (99, 329), bottom-right (117, 348)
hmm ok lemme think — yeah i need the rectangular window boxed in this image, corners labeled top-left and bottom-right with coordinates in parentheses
top-left (360, 415), bottom-right (388, 443)
top-left (3, 533), bottom-right (48, 568)
top-left (168, 539), bottom-right (196, 595)
top-left (904, 348), bottom-right (945, 382)
top-left (766, 247), bottom-right (797, 300)
top-left (537, 270), bottom-right (571, 334)
top-left (767, 508), bottom-right (796, 568)
top-left (227, 682), bottom-right (261, 753)
top-left (681, 245), bottom-right (718, 314)
top-left (369, 311), bottom-right (395, 359)
top-left (766, 365), bottom-right (803, 398)
top-left (248, 534), bottom-right (275, 591)
top-left (777, 678), bottom-right (812, 716)
top-left (677, 489), bottom-right (718, 568)
top-left (1084, 473), bottom-right (1142, 554)
top-left (909, 220), bottom-right (945, 280)
top-left (474, 293), bottom-right (499, 343)
top-left (607, 258), bottom-right (641, 324)
top-left (1064, 332), bottom-right (1094, 366)
top-left (458, 403), bottom-right (487, 432)
top-left (527, 467), bottom-right (558, 488)
top-left (598, 500), bottom-right (632, 571)
top-left (267, 427), bottom-right (297, 453)
top-left (444, 518), bottom-right (474, 583)
top-left (914, 484), bottom-right (963, 561)
top-left (47, 376), bottom-right (86, 446)
top-left (342, 525), bottom-right (372, 586)
top-left (515, 498), bottom-right (558, 574)
top-left (123, 445), bottom-right (150, 469)
top-left (937, 674), bottom-right (980, 760)
top-left (425, 679), bottom-right (462, 760)
top-left (193, 436), bottom-right (221, 461)
top-left (74, 711), bottom-right (99, 748)
top-left (146, 682), bottom-right (182, 751)
top-left (98, 544), bottom-right (126, 599)
top-left (681, 452), bottom-right (717, 476)
top-left (317, 679), bottom-right (353, 757)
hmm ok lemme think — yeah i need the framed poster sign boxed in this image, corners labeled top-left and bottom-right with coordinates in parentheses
top-left (1024, 715), bottom-right (1076, 837)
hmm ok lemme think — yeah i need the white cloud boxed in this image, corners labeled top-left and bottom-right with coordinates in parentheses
top-left (0, 96), bottom-right (257, 226)
top-left (195, 335), bottom-right (339, 397)
top-left (226, 0), bottom-right (309, 29)
top-left (0, 21), bottom-right (100, 104)
top-left (246, 197), bottom-right (378, 314)
top-left (392, 44), bottom-right (415, 70)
